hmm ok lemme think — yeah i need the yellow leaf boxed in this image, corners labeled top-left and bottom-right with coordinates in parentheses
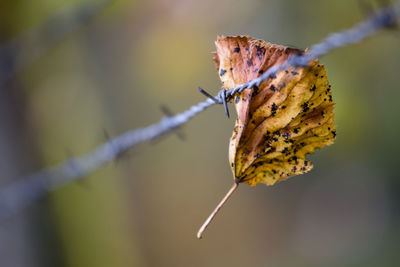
top-left (197, 36), bottom-right (336, 239)
top-left (214, 35), bottom-right (336, 186)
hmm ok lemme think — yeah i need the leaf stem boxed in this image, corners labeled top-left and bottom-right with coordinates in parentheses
top-left (197, 181), bottom-right (239, 239)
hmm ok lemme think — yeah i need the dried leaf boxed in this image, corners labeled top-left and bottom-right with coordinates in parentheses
top-left (214, 35), bottom-right (336, 186)
top-left (197, 36), bottom-right (336, 238)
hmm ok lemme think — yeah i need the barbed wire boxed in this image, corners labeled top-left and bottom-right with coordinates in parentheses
top-left (0, 2), bottom-right (399, 220)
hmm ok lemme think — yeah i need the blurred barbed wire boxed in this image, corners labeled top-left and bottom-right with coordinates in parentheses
top-left (0, 1), bottom-right (399, 220)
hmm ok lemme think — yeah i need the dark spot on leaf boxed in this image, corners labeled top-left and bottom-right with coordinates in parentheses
top-left (253, 85), bottom-right (259, 94)
top-left (301, 102), bottom-right (309, 113)
top-left (273, 131), bottom-right (281, 136)
top-left (271, 103), bottom-right (278, 116)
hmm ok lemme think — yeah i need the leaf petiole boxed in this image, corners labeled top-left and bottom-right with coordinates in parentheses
top-left (197, 181), bottom-right (239, 239)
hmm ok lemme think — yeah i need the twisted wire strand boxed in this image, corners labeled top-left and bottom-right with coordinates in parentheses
top-left (0, 2), bottom-right (399, 220)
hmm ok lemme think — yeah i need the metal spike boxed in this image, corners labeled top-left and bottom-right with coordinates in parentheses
top-left (198, 87), bottom-right (218, 103)
top-left (222, 89), bottom-right (230, 118)
top-left (159, 105), bottom-right (185, 140)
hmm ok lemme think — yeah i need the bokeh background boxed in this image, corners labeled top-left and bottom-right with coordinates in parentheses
top-left (0, 0), bottom-right (399, 266)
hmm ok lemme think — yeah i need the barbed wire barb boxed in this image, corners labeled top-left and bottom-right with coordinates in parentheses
top-left (0, 1), bottom-right (399, 220)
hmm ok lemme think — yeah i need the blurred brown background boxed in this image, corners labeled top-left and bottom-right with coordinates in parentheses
top-left (0, 0), bottom-right (399, 266)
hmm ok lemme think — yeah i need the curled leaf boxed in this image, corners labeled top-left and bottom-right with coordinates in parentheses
top-left (214, 35), bottom-right (336, 186)
top-left (197, 36), bottom-right (336, 238)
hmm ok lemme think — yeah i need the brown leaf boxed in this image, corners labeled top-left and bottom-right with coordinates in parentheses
top-left (214, 36), bottom-right (336, 186)
top-left (197, 36), bottom-right (336, 239)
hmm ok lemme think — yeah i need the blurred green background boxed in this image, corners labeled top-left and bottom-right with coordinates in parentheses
top-left (0, 0), bottom-right (399, 266)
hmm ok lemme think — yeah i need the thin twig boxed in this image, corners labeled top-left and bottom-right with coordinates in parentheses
top-left (0, 2), bottom-right (398, 220)
top-left (197, 182), bottom-right (239, 239)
